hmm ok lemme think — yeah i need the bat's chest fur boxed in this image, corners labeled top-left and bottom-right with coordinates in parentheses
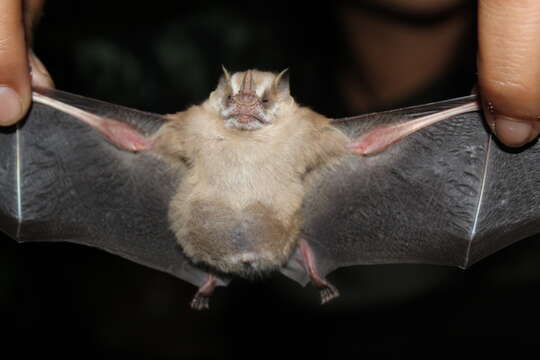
top-left (189, 128), bottom-right (305, 210)
top-left (169, 128), bottom-right (307, 275)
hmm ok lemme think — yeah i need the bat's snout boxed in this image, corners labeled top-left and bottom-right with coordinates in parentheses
top-left (228, 97), bottom-right (265, 126)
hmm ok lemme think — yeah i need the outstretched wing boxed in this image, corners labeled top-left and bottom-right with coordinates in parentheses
top-left (0, 89), bottom-right (224, 288)
top-left (284, 95), bottom-right (540, 285)
top-left (4, 90), bottom-right (537, 291)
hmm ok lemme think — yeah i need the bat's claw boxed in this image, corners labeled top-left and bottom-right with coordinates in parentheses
top-left (190, 293), bottom-right (211, 310)
top-left (297, 238), bottom-right (340, 305)
top-left (319, 282), bottom-right (340, 304)
top-left (190, 273), bottom-right (217, 311)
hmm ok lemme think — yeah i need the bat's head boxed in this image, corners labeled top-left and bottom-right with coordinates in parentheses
top-left (208, 68), bottom-right (294, 131)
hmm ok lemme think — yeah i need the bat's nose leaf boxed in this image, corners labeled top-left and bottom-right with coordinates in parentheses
top-left (240, 70), bottom-right (254, 93)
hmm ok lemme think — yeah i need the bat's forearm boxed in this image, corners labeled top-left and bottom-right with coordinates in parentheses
top-left (350, 101), bottom-right (480, 155)
top-left (32, 91), bottom-right (152, 152)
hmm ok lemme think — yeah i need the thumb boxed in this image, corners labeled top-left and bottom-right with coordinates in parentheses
top-left (478, 0), bottom-right (540, 147)
top-left (0, 0), bottom-right (31, 126)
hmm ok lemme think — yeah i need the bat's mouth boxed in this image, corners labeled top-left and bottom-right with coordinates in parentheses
top-left (231, 113), bottom-right (264, 124)
top-left (226, 113), bottom-right (268, 131)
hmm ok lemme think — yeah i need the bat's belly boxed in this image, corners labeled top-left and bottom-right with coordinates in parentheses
top-left (170, 197), bottom-right (300, 276)
top-left (193, 162), bottom-right (304, 218)
top-left (169, 166), bottom-right (304, 276)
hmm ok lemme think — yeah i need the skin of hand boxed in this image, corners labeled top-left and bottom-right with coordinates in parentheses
top-left (0, 0), bottom-right (52, 126)
top-left (478, 0), bottom-right (540, 147)
top-left (345, 0), bottom-right (539, 148)
top-left (3, 1), bottom-right (539, 147)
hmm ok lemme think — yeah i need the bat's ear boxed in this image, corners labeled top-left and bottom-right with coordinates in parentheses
top-left (219, 65), bottom-right (232, 87)
top-left (210, 66), bottom-right (233, 106)
top-left (273, 68), bottom-right (290, 95)
top-left (221, 65), bottom-right (231, 82)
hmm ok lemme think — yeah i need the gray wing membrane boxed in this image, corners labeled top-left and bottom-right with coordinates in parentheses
top-left (285, 96), bottom-right (539, 284)
top-left (0, 96), bottom-right (220, 288)
top-left (469, 138), bottom-right (540, 266)
top-left (33, 87), bottom-right (166, 135)
top-left (2, 91), bottom-right (537, 289)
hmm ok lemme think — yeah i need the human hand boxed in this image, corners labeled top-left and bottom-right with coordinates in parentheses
top-left (0, 0), bottom-right (52, 126)
top-left (478, 0), bottom-right (540, 147)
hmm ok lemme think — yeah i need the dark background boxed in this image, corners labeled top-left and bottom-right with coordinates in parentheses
top-left (3, 1), bottom-right (540, 358)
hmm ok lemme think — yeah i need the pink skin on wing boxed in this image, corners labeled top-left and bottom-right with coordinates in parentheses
top-left (350, 101), bottom-right (480, 155)
top-left (32, 92), bottom-right (152, 152)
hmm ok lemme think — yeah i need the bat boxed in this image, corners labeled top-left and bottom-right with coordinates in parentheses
top-left (1, 69), bottom-right (538, 310)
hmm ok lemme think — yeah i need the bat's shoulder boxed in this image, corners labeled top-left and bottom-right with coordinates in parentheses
top-left (292, 105), bottom-right (349, 145)
top-left (163, 105), bottom-right (222, 135)
top-left (293, 105), bottom-right (332, 128)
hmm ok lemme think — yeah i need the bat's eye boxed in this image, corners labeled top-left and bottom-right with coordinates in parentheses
top-left (262, 98), bottom-right (269, 103)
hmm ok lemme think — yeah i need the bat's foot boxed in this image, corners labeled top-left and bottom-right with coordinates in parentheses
top-left (191, 293), bottom-right (211, 310)
top-left (297, 238), bottom-right (340, 304)
top-left (190, 273), bottom-right (217, 311)
top-left (319, 281), bottom-right (340, 305)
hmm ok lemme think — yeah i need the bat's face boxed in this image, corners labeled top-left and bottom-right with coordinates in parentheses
top-left (209, 69), bottom-right (293, 131)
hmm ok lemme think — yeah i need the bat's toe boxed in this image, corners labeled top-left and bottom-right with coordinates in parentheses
top-left (320, 283), bottom-right (340, 305)
top-left (190, 293), bottom-right (211, 311)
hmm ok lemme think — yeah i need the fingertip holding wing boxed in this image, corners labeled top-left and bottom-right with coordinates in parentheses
top-left (350, 101), bottom-right (481, 155)
top-left (477, 0), bottom-right (540, 147)
top-left (0, 0), bottom-right (31, 126)
top-left (32, 91), bottom-right (152, 152)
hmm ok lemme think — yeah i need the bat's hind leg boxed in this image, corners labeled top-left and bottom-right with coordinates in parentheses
top-left (298, 238), bottom-right (339, 304)
top-left (190, 273), bottom-right (217, 310)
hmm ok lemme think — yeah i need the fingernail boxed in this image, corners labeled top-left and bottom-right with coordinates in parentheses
top-left (0, 86), bottom-right (23, 126)
top-left (30, 51), bottom-right (47, 74)
top-left (494, 115), bottom-right (534, 147)
top-left (480, 98), bottom-right (497, 135)
top-left (29, 52), bottom-right (54, 88)
top-left (31, 70), bottom-right (54, 88)
top-left (528, 128), bottom-right (539, 143)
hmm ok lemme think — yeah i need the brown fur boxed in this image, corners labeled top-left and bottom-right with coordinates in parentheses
top-left (152, 70), bottom-right (349, 276)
